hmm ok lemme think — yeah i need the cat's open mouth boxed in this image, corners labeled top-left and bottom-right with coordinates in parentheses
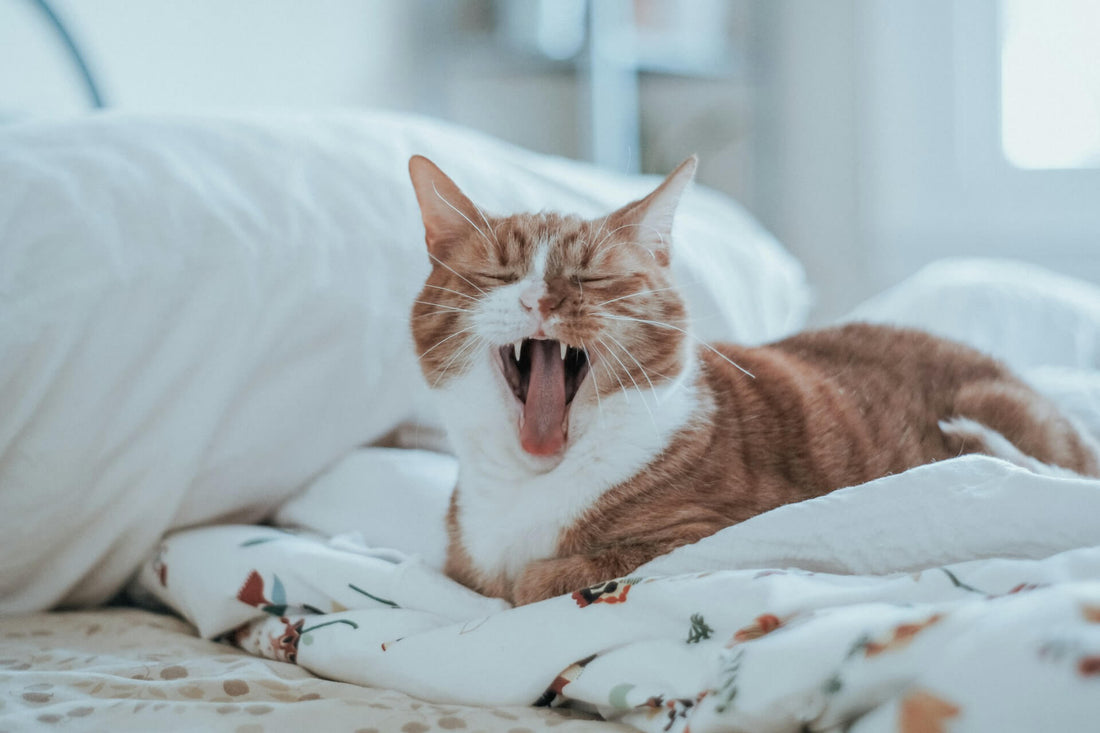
top-left (498, 339), bottom-right (589, 457)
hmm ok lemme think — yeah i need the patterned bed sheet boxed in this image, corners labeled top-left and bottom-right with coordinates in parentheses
top-left (0, 608), bottom-right (626, 732)
top-left (129, 455), bottom-right (1100, 732)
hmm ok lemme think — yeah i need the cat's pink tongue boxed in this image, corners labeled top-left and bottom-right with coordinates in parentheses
top-left (520, 340), bottom-right (567, 456)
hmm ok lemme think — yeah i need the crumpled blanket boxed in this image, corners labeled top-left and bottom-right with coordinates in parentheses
top-left (133, 453), bottom-right (1100, 732)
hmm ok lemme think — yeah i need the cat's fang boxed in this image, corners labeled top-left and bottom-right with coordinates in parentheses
top-left (560, 341), bottom-right (567, 360)
top-left (514, 341), bottom-right (523, 362)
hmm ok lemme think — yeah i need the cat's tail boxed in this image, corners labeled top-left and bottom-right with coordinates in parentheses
top-left (941, 380), bottom-right (1100, 478)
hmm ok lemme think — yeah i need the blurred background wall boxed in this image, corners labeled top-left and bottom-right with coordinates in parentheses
top-left (2, 0), bottom-right (1098, 321)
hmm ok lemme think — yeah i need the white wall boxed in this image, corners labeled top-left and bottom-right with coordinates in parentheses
top-left (753, 0), bottom-right (1100, 321)
top-left (0, 0), bottom-right (861, 321)
top-left (12, 0), bottom-right (1088, 325)
top-left (751, 0), bottom-right (863, 322)
top-left (0, 0), bottom-right (422, 117)
top-left (859, 0), bottom-right (1100, 295)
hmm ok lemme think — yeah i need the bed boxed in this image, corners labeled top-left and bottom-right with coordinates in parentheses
top-left (2, 112), bottom-right (1099, 732)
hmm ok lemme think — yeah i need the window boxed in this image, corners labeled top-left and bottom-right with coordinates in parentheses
top-left (1001, 0), bottom-right (1100, 169)
top-left (857, 0), bottom-right (1100, 294)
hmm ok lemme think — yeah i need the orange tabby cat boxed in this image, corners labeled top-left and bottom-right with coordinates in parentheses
top-left (407, 154), bottom-right (1099, 605)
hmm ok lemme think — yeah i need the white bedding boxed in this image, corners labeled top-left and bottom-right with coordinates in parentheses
top-left (130, 258), bottom-right (1100, 731)
top-left (0, 112), bottom-right (806, 614)
top-left (135, 455), bottom-right (1100, 732)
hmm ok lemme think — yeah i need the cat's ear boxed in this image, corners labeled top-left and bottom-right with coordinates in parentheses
top-left (408, 155), bottom-right (486, 258)
top-left (606, 155), bottom-right (697, 266)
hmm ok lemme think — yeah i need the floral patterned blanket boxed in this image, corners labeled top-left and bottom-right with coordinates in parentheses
top-left (134, 454), bottom-right (1100, 732)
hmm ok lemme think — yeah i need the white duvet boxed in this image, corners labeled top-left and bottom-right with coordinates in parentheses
top-left (136, 455), bottom-right (1100, 732)
top-left (134, 262), bottom-right (1100, 731)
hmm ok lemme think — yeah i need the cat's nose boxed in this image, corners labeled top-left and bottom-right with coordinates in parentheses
top-left (519, 281), bottom-right (546, 311)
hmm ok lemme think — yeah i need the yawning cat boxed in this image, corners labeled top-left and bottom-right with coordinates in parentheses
top-left (407, 154), bottom-right (1099, 605)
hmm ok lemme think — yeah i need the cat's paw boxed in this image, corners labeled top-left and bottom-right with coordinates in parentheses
top-left (512, 555), bottom-right (603, 606)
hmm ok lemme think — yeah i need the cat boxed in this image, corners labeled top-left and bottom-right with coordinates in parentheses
top-left (406, 154), bottom-right (1100, 605)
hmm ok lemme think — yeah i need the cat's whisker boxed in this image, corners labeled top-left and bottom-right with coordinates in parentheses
top-left (598, 336), bottom-right (659, 436)
top-left (413, 300), bottom-right (472, 314)
top-left (603, 332), bottom-right (659, 400)
top-left (413, 309), bottom-right (465, 321)
top-left (431, 334), bottom-right (484, 390)
top-left (589, 347), bottom-right (645, 444)
top-left (591, 223), bottom-right (637, 256)
top-left (579, 338), bottom-right (604, 426)
top-left (592, 341), bottom-right (630, 399)
top-left (594, 287), bottom-right (677, 308)
top-left (600, 313), bottom-right (756, 379)
top-left (471, 203), bottom-right (499, 253)
top-left (431, 183), bottom-right (495, 252)
top-left (427, 252), bottom-right (487, 296)
top-left (593, 235), bottom-right (663, 263)
top-left (589, 215), bottom-right (609, 251)
top-left (590, 223), bottom-right (666, 263)
top-left (583, 215), bottom-right (611, 266)
top-left (420, 325), bottom-right (478, 359)
top-left (592, 360), bottom-right (621, 427)
top-left (413, 305), bottom-right (477, 321)
top-left (423, 284), bottom-right (479, 302)
top-left (597, 311), bottom-right (692, 328)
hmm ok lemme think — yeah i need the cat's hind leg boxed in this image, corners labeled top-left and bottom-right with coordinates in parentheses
top-left (942, 381), bottom-right (1100, 477)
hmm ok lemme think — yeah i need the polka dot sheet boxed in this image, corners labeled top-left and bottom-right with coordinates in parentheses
top-left (0, 608), bottom-right (627, 732)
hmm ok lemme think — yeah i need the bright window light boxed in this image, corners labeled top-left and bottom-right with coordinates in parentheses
top-left (1001, 0), bottom-right (1100, 169)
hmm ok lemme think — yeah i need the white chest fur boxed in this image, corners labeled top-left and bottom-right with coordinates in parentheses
top-left (437, 349), bottom-right (702, 581)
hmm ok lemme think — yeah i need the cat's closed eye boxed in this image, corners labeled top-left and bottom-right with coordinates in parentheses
top-left (476, 271), bottom-right (516, 283)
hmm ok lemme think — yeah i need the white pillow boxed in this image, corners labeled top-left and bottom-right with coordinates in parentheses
top-left (844, 258), bottom-right (1100, 371)
top-left (0, 111), bottom-right (807, 612)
